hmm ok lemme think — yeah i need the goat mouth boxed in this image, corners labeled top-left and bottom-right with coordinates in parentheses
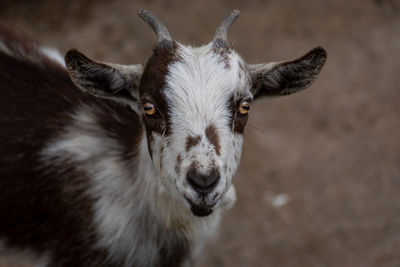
top-left (184, 196), bottom-right (215, 217)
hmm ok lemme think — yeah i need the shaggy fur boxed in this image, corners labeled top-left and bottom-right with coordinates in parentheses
top-left (0, 10), bottom-right (326, 267)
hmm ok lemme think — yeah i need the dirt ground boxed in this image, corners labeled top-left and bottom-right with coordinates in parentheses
top-left (0, 0), bottom-right (399, 266)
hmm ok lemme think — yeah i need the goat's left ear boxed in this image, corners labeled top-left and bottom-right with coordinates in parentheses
top-left (65, 49), bottom-right (143, 106)
top-left (249, 47), bottom-right (327, 99)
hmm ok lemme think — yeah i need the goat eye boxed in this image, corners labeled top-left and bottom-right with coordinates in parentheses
top-left (239, 101), bottom-right (250, 115)
top-left (143, 103), bottom-right (156, 115)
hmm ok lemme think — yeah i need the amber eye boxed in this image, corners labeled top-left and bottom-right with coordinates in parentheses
top-left (239, 101), bottom-right (251, 115)
top-left (143, 103), bottom-right (156, 115)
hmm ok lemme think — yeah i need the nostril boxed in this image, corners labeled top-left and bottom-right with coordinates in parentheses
top-left (187, 170), bottom-right (220, 194)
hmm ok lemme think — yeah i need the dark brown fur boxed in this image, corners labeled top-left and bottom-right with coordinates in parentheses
top-left (175, 154), bottom-right (182, 174)
top-left (251, 47), bottom-right (327, 98)
top-left (228, 95), bottom-right (250, 134)
top-left (0, 28), bottom-right (141, 266)
top-left (212, 44), bottom-right (232, 69)
top-left (139, 41), bottom-right (179, 159)
top-left (139, 41), bottom-right (179, 136)
top-left (65, 49), bottom-right (138, 101)
top-left (205, 124), bottom-right (221, 155)
top-left (185, 135), bottom-right (201, 152)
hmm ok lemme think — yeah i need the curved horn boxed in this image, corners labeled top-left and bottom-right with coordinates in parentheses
top-left (212, 9), bottom-right (240, 47)
top-left (137, 9), bottom-right (173, 44)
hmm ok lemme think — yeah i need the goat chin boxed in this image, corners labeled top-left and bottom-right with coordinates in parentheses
top-left (184, 196), bottom-right (216, 217)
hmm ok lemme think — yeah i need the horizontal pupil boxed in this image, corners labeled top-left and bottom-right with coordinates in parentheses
top-left (241, 106), bottom-right (250, 110)
top-left (144, 106), bottom-right (153, 111)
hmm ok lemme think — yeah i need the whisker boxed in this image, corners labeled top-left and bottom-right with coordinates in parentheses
top-left (242, 121), bottom-right (270, 150)
top-left (247, 121), bottom-right (268, 134)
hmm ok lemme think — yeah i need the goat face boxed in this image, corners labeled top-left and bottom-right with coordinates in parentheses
top-left (65, 10), bottom-right (327, 217)
top-left (139, 42), bottom-right (250, 216)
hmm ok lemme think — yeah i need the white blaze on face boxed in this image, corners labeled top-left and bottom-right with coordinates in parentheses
top-left (154, 43), bottom-right (249, 209)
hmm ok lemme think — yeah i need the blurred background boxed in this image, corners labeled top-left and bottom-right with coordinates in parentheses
top-left (0, 0), bottom-right (399, 266)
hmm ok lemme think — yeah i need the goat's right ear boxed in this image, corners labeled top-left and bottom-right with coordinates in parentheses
top-left (65, 49), bottom-right (143, 106)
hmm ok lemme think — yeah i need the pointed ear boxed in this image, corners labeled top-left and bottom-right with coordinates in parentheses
top-left (65, 49), bottom-right (143, 105)
top-left (249, 47), bottom-right (327, 99)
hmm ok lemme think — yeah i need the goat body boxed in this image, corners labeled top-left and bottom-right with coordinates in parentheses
top-left (0, 9), bottom-right (327, 267)
top-left (0, 28), bottom-right (212, 267)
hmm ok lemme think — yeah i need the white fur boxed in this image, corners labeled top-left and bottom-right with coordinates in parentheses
top-left (41, 105), bottom-right (224, 266)
top-left (0, 40), bottom-right (12, 56)
top-left (1, 19), bottom-right (324, 267)
top-left (39, 46), bottom-right (66, 67)
top-left (0, 37), bottom-right (66, 68)
top-left (37, 41), bottom-right (251, 267)
top-left (153, 43), bottom-right (248, 211)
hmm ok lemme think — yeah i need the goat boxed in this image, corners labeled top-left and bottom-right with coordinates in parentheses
top-left (0, 9), bottom-right (327, 267)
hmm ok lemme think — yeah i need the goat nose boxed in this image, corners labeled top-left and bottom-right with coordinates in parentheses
top-left (187, 169), bottom-right (220, 194)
